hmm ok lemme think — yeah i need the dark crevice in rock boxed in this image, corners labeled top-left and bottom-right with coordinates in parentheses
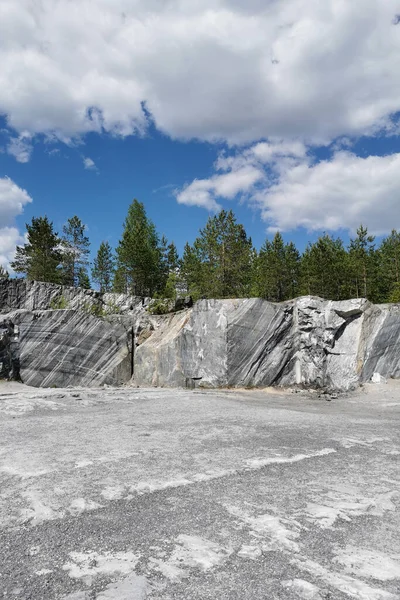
top-left (332, 312), bottom-right (362, 346)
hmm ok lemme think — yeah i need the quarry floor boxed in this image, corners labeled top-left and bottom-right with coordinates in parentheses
top-left (0, 384), bottom-right (399, 600)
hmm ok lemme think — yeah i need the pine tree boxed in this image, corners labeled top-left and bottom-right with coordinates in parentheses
top-left (285, 241), bottom-right (301, 299)
top-left (377, 230), bottom-right (400, 302)
top-left (158, 234), bottom-right (169, 292)
top-left (11, 216), bottom-right (62, 283)
top-left (300, 234), bottom-right (349, 300)
top-left (158, 240), bottom-right (180, 297)
top-left (188, 210), bottom-right (254, 298)
top-left (348, 225), bottom-right (377, 300)
top-left (180, 242), bottom-right (203, 298)
top-left (112, 267), bottom-right (128, 293)
top-left (167, 242), bottom-right (179, 272)
top-left (115, 199), bottom-right (161, 296)
top-left (256, 233), bottom-right (301, 301)
top-left (163, 272), bottom-right (178, 299)
top-left (77, 268), bottom-right (91, 289)
top-left (61, 216), bottom-right (90, 287)
top-left (92, 241), bottom-right (115, 292)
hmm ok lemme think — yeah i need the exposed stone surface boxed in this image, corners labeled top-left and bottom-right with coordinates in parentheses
top-left (0, 280), bottom-right (151, 387)
top-left (2, 279), bottom-right (400, 390)
top-left (0, 309), bottom-right (132, 387)
top-left (361, 303), bottom-right (400, 381)
top-left (0, 383), bottom-right (399, 599)
top-left (0, 278), bottom-right (148, 315)
top-left (135, 296), bottom-right (400, 391)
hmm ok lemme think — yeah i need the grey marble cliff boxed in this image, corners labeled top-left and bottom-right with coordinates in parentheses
top-left (135, 296), bottom-right (400, 391)
top-left (1, 279), bottom-right (400, 390)
top-left (0, 279), bottom-right (149, 387)
top-left (0, 278), bottom-right (148, 315)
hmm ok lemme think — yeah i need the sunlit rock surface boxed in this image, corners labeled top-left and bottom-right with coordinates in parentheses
top-left (11, 309), bottom-right (132, 387)
top-left (0, 278), bottom-right (147, 315)
top-left (1, 279), bottom-right (400, 389)
top-left (135, 297), bottom-right (400, 390)
top-left (0, 280), bottom-right (147, 387)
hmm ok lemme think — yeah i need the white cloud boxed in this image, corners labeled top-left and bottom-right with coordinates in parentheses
top-left (176, 164), bottom-right (264, 211)
top-left (176, 139), bottom-right (304, 210)
top-left (256, 152), bottom-right (400, 235)
top-left (0, 177), bottom-right (32, 225)
top-left (83, 156), bottom-right (97, 171)
top-left (178, 144), bottom-right (400, 235)
top-left (0, 226), bottom-right (26, 270)
top-left (46, 148), bottom-right (60, 157)
top-left (0, 177), bottom-right (33, 269)
top-left (7, 132), bottom-right (33, 163)
top-left (0, 1), bottom-right (399, 145)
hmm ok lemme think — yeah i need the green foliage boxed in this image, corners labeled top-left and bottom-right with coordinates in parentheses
top-left (49, 295), bottom-right (68, 309)
top-left (77, 268), bottom-right (91, 289)
top-left (180, 210), bottom-right (254, 299)
top-left (255, 232), bottom-right (301, 301)
top-left (167, 242), bottom-right (179, 272)
top-left (92, 241), bottom-right (114, 292)
top-left (115, 199), bottom-right (162, 296)
top-left (104, 300), bottom-right (121, 315)
top-left (389, 283), bottom-right (400, 303)
top-left (82, 301), bottom-right (105, 318)
top-left (377, 230), bottom-right (400, 302)
top-left (61, 216), bottom-right (90, 287)
top-left (299, 234), bottom-right (349, 300)
top-left (348, 225), bottom-right (377, 300)
top-left (112, 266), bottom-right (128, 293)
top-left (147, 298), bottom-right (174, 315)
top-left (13, 203), bottom-right (400, 305)
top-left (162, 272), bottom-right (178, 300)
top-left (11, 216), bottom-right (63, 283)
top-left (180, 242), bottom-right (203, 299)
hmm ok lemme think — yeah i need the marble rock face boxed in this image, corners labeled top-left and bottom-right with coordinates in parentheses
top-left (0, 278), bottom-right (148, 315)
top-left (0, 280), bottom-right (148, 387)
top-left (135, 297), bottom-right (400, 391)
top-left (361, 303), bottom-right (400, 381)
top-left (0, 309), bottom-right (133, 387)
top-left (2, 279), bottom-right (400, 390)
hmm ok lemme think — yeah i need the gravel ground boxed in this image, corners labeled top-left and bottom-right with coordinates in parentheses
top-left (0, 381), bottom-right (399, 599)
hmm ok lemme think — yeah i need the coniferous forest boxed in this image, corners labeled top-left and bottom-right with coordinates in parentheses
top-left (8, 199), bottom-right (400, 304)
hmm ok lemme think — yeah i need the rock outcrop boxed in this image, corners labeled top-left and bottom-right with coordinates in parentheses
top-left (0, 278), bottom-right (147, 315)
top-left (7, 309), bottom-right (133, 387)
top-left (2, 279), bottom-right (400, 390)
top-left (135, 296), bottom-right (400, 391)
top-left (0, 279), bottom-right (149, 387)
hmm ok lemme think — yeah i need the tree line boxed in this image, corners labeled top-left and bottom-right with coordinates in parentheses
top-left (8, 198), bottom-right (400, 303)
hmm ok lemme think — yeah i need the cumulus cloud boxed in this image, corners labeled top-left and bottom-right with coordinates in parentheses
top-left (176, 165), bottom-right (264, 211)
top-left (0, 226), bottom-right (26, 270)
top-left (176, 139), bottom-right (305, 211)
top-left (0, 177), bottom-right (33, 269)
top-left (0, 177), bottom-right (32, 224)
top-left (256, 152), bottom-right (400, 235)
top-left (0, 0), bottom-right (399, 144)
top-left (177, 142), bottom-right (400, 235)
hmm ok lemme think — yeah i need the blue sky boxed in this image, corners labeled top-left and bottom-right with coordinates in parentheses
top-left (0, 1), bottom-right (400, 270)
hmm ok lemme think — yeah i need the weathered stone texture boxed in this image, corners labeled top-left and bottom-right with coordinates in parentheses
top-left (0, 278), bottom-right (148, 315)
top-left (361, 304), bottom-right (400, 382)
top-left (0, 280), bottom-right (147, 387)
top-left (135, 296), bottom-right (400, 391)
top-left (0, 309), bottom-right (132, 387)
top-left (2, 279), bottom-right (400, 390)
